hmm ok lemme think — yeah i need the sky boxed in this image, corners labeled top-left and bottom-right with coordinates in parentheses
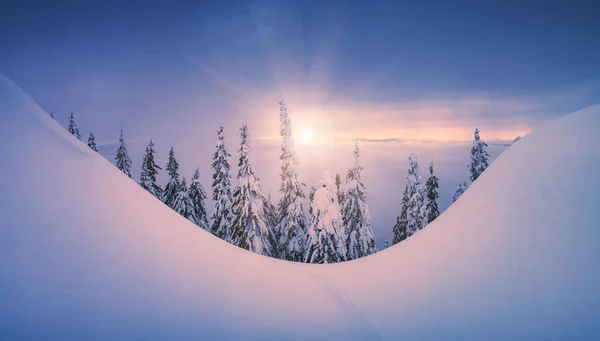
top-left (1, 0), bottom-right (599, 246)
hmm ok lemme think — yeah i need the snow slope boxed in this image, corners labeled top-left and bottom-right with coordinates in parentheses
top-left (1, 74), bottom-right (599, 340)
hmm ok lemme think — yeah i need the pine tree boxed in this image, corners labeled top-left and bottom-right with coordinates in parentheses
top-left (406, 155), bottom-right (427, 235)
top-left (335, 173), bottom-right (344, 204)
top-left (392, 155), bottom-right (426, 244)
top-left (139, 140), bottom-right (163, 200)
top-left (276, 100), bottom-right (308, 262)
top-left (114, 130), bottom-right (132, 178)
top-left (263, 192), bottom-right (279, 236)
top-left (341, 141), bottom-right (376, 260)
top-left (210, 126), bottom-right (234, 242)
top-left (304, 173), bottom-right (347, 264)
top-left (172, 177), bottom-right (197, 223)
top-left (392, 185), bottom-right (409, 245)
top-left (230, 125), bottom-right (275, 256)
top-left (425, 161), bottom-right (440, 224)
top-left (189, 168), bottom-right (209, 230)
top-left (308, 186), bottom-right (316, 216)
top-left (87, 132), bottom-right (98, 152)
top-left (163, 146), bottom-right (181, 209)
top-left (452, 181), bottom-right (468, 202)
top-left (469, 128), bottom-right (490, 182)
top-left (67, 112), bottom-right (81, 140)
top-left (50, 112), bottom-right (54, 119)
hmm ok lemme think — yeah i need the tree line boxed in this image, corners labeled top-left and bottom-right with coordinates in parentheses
top-left (52, 103), bottom-right (492, 263)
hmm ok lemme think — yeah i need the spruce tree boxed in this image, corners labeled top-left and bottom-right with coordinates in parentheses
top-left (163, 146), bottom-right (181, 209)
top-left (304, 173), bottom-right (347, 264)
top-left (189, 168), bottom-right (209, 230)
top-left (453, 182), bottom-right (468, 202)
top-left (406, 155), bottom-right (426, 235)
top-left (308, 186), bottom-right (316, 216)
top-left (335, 173), bottom-right (344, 204)
top-left (276, 100), bottom-right (308, 262)
top-left (341, 141), bottom-right (376, 260)
top-left (87, 132), bottom-right (98, 152)
top-left (392, 185), bottom-right (409, 245)
top-left (114, 130), bottom-right (132, 178)
top-left (67, 112), bottom-right (81, 140)
top-left (210, 126), bottom-right (234, 242)
top-left (425, 161), bottom-right (440, 224)
top-left (263, 192), bottom-right (279, 236)
top-left (172, 177), bottom-right (197, 223)
top-left (139, 140), bottom-right (163, 200)
top-left (469, 128), bottom-right (490, 182)
top-left (230, 125), bottom-right (274, 256)
top-left (392, 155), bottom-right (426, 244)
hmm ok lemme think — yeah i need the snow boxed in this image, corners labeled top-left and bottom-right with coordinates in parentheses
top-left (1, 74), bottom-right (600, 340)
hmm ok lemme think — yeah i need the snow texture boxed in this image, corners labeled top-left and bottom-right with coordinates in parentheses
top-left (1, 74), bottom-right (600, 340)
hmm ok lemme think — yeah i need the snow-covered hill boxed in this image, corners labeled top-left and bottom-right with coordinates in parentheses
top-left (1, 74), bottom-right (599, 340)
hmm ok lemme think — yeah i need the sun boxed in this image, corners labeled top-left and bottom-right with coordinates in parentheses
top-left (298, 127), bottom-right (315, 144)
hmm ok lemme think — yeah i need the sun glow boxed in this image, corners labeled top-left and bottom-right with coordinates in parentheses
top-left (298, 127), bottom-right (315, 144)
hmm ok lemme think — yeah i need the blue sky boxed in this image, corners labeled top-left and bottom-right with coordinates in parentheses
top-left (1, 0), bottom-right (599, 245)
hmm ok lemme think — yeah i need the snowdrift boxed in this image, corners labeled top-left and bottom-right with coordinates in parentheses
top-left (1, 74), bottom-right (599, 340)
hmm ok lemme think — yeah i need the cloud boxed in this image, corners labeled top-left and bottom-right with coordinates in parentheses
top-left (351, 137), bottom-right (406, 143)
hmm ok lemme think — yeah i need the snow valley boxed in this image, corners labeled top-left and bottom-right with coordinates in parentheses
top-left (1, 73), bottom-right (600, 340)
top-left (55, 102), bottom-right (502, 263)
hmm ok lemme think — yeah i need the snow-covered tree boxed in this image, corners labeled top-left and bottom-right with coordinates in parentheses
top-left (452, 181), bottom-right (468, 202)
top-left (87, 132), bottom-right (98, 152)
top-left (425, 161), bottom-right (440, 224)
top-left (469, 128), bottom-right (490, 182)
top-left (513, 136), bottom-right (522, 143)
top-left (308, 186), bottom-right (317, 216)
top-left (50, 112), bottom-right (54, 119)
top-left (189, 168), bottom-right (209, 230)
top-left (114, 130), bottom-right (132, 178)
top-left (276, 100), bottom-right (308, 262)
top-left (230, 125), bottom-right (275, 256)
top-left (406, 155), bottom-right (427, 234)
top-left (263, 192), bottom-right (279, 236)
top-left (392, 154), bottom-right (426, 244)
top-left (163, 146), bottom-right (181, 209)
top-left (341, 141), bottom-right (376, 260)
top-left (210, 125), bottom-right (234, 242)
top-left (304, 172), bottom-right (347, 264)
top-left (139, 140), bottom-right (163, 200)
top-left (172, 177), bottom-right (197, 223)
top-left (335, 173), bottom-right (344, 204)
top-left (392, 185), bottom-right (409, 245)
top-left (384, 238), bottom-right (390, 250)
top-left (67, 112), bottom-right (81, 140)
